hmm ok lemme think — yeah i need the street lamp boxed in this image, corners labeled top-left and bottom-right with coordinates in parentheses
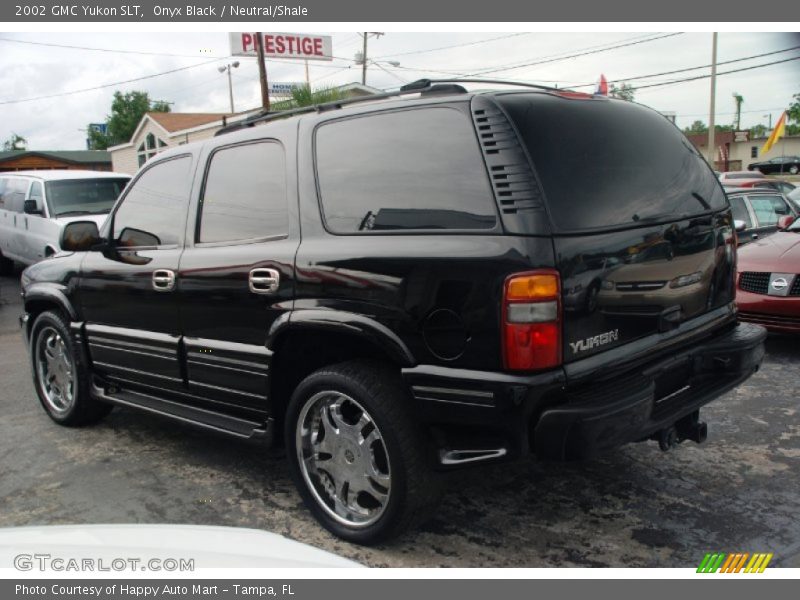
top-left (218, 61), bottom-right (240, 113)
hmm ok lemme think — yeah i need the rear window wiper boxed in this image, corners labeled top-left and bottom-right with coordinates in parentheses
top-left (631, 212), bottom-right (690, 223)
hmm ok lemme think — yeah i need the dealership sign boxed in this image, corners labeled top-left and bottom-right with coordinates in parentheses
top-left (269, 82), bottom-right (304, 95)
top-left (229, 33), bottom-right (333, 61)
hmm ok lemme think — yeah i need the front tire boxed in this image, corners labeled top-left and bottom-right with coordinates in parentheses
top-left (285, 360), bottom-right (442, 545)
top-left (29, 310), bottom-right (112, 426)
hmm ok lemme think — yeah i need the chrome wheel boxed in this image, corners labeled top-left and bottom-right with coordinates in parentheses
top-left (34, 326), bottom-right (75, 415)
top-left (296, 391), bottom-right (391, 528)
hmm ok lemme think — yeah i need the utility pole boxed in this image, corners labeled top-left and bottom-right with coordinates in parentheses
top-left (361, 32), bottom-right (368, 85)
top-left (304, 60), bottom-right (310, 87)
top-left (256, 32), bottom-right (270, 112)
top-left (707, 32), bottom-right (718, 168)
top-left (359, 32), bottom-right (384, 85)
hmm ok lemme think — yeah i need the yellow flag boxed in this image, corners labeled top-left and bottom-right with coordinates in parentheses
top-left (761, 110), bottom-right (786, 154)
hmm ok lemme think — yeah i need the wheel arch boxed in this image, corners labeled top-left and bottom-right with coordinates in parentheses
top-left (265, 310), bottom-right (416, 428)
top-left (23, 284), bottom-right (78, 338)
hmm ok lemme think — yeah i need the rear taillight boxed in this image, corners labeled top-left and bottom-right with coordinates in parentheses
top-left (502, 270), bottom-right (562, 371)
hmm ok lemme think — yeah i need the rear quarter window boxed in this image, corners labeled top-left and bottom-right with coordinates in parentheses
top-left (315, 106), bottom-right (497, 233)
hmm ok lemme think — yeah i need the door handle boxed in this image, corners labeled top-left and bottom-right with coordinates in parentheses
top-left (152, 269), bottom-right (176, 292)
top-left (249, 268), bottom-right (280, 294)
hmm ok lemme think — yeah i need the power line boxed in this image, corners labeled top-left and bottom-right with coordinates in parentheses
top-left (464, 32), bottom-right (684, 77)
top-left (630, 55), bottom-right (800, 92)
top-left (0, 58), bottom-right (225, 105)
top-left (371, 32), bottom-right (532, 59)
top-left (571, 44), bottom-right (800, 89)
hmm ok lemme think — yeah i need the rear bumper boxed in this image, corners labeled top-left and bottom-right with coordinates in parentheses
top-left (403, 321), bottom-right (766, 464)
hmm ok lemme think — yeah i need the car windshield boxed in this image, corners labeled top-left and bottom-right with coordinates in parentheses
top-left (45, 178), bottom-right (129, 217)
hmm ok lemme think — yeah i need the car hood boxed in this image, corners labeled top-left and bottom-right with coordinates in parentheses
top-left (56, 214), bottom-right (108, 228)
top-left (738, 231), bottom-right (800, 272)
top-left (0, 524), bottom-right (362, 569)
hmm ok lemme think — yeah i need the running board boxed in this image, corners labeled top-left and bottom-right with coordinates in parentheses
top-left (91, 382), bottom-right (272, 441)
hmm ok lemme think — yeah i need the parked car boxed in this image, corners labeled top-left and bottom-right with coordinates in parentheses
top-left (19, 80), bottom-right (766, 544)
top-left (724, 188), bottom-right (798, 245)
top-left (0, 170), bottom-right (130, 274)
top-left (719, 170), bottom-right (766, 184)
top-left (787, 187), bottom-right (800, 212)
top-left (725, 178), bottom-right (795, 195)
top-left (736, 215), bottom-right (800, 333)
top-left (748, 155), bottom-right (800, 175)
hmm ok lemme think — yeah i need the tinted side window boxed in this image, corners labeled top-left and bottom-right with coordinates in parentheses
top-left (316, 107), bottom-right (496, 233)
top-left (113, 156), bottom-right (192, 248)
top-left (729, 196), bottom-right (752, 228)
top-left (199, 142), bottom-right (288, 243)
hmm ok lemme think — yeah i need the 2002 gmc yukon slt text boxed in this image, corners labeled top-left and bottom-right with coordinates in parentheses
top-left (18, 80), bottom-right (767, 544)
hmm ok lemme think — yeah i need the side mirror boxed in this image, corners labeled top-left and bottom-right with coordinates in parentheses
top-left (23, 199), bottom-right (43, 215)
top-left (733, 219), bottom-right (747, 233)
top-left (60, 221), bottom-right (102, 252)
top-left (777, 215), bottom-right (795, 230)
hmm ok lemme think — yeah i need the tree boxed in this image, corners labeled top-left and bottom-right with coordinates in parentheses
top-left (2, 133), bottom-right (27, 151)
top-left (788, 92), bottom-right (800, 124)
top-left (87, 91), bottom-right (171, 150)
top-left (683, 120), bottom-right (708, 136)
top-left (271, 85), bottom-right (347, 110)
top-left (609, 82), bottom-right (635, 102)
top-left (732, 93), bottom-right (743, 130)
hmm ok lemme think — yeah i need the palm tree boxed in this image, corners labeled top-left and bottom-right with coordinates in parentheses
top-left (272, 85), bottom-right (347, 110)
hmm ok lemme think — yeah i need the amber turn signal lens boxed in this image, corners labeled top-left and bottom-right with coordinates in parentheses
top-left (506, 274), bottom-right (559, 301)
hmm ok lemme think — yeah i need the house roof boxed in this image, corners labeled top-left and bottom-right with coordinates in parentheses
top-left (0, 150), bottom-right (111, 164)
top-left (146, 112), bottom-right (228, 133)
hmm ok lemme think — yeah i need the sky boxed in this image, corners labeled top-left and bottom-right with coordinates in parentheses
top-left (0, 31), bottom-right (798, 150)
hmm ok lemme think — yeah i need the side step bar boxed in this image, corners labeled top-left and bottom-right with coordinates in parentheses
top-left (91, 382), bottom-right (272, 442)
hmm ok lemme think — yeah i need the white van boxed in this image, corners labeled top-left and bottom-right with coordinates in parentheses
top-left (0, 170), bottom-right (130, 274)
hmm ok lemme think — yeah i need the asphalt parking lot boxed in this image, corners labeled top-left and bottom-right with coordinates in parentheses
top-left (1, 271), bottom-right (799, 568)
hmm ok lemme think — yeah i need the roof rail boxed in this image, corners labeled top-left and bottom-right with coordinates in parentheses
top-left (215, 78), bottom-right (558, 137)
top-left (400, 78), bottom-right (562, 93)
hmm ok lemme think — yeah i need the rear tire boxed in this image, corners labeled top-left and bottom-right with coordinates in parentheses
top-left (285, 360), bottom-right (442, 545)
top-left (790, 165), bottom-right (799, 175)
top-left (29, 310), bottom-right (112, 426)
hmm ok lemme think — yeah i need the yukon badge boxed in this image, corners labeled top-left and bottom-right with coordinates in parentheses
top-left (569, 329), bottom-right (620, 354)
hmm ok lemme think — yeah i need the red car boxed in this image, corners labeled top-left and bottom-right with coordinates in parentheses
top-left (736, 215), bottom-right (800, 333)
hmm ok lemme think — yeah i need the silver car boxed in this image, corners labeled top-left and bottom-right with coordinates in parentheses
top-left (0, 170), bottom-right (130, 274)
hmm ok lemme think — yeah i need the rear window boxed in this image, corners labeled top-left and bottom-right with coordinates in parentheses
top-left (498, 94), bottom-right (727, 231)
top-left (46, 178), bottom-right (130, 217)
top-left (315, 107), bottom-right (497, 233)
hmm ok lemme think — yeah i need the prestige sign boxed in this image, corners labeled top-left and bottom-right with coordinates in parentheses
top-left (229, 32), bottom-right (333, 61)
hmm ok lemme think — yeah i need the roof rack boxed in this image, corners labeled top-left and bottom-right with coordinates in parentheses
top-left (400, 78), bottom-right (562, 93)
top-left (215, 78), bottom-right (560, 136)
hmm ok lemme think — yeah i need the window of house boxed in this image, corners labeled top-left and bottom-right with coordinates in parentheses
top-left (198, 142), bottom-right (288, 243)
top-left (751, 146), bottom-right (758, 158)
top-left (137, 131), bottom-right (169, 167)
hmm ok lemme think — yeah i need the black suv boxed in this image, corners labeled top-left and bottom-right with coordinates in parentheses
top-left (20, 80), bottom-right (766, 544)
